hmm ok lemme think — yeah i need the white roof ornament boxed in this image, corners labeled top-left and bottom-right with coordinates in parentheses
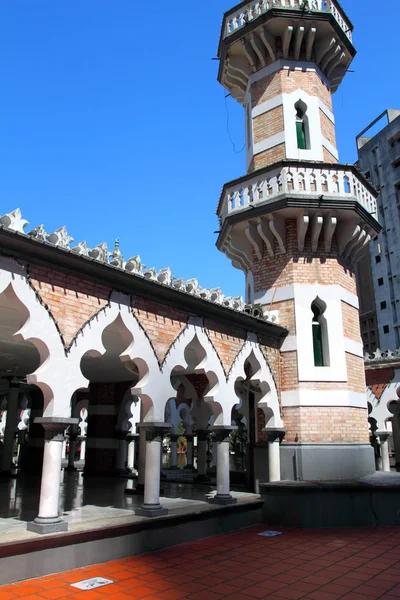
top-left (71, 241), bottom-right (90, 256)
top-left (0, 207), bottom-right (282, 326)
top-left (125, 255), bottom-right (144, 275)
top-left (89, 243), bottom-right (110, 262)
top-left (110, 239), bottom-right (124, 268)
top-left (0, 208), bottom-right (29, 233)
top-left (157, 267), bottom-right (172, 285)
top-left (28, 224), bottom-right (48, 242)
top-left (144, 267), bottom-right (157, 281)
top-left (47, 226), bottom-right (74, 249)
top-left (172, 278), bottom-right (186, 291)
top-left (186, 279), bottom-right (199, 294)
top-left (209, 288), bottom-right (223, 304)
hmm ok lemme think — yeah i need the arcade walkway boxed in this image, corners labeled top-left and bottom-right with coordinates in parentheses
top-left (0, 471), bottom-right (255, 544)
top-left (1, 524), bottom-right (400, 599)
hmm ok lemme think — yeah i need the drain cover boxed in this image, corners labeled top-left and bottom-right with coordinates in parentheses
top-left (258, 531), bottom-right (282, 537)
top-left (71, 577), bottom-right (113, 590)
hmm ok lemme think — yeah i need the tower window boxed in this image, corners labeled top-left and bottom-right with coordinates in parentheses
top-left (295, 100), bottom-right (310, 151)
top-left (375, 255), bottom-right (381, 263)
top-left (378, 277), bottom-right (384, 286)
top-left (383, 325), bottom-right (390, 334)
top-left (381, 301), bottom-right (387, 310)
top-left (311, 298), bottom-right (330, 367)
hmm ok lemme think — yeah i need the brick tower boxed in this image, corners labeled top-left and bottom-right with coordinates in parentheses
top-left (216, 0), bottom-right (381, 480)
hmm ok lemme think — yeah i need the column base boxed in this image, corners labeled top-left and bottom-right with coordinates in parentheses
top-left (27, 517), bottom-right (68, 535)
top-left (135, 504), bottom-right (168, 518)
top-left (184, 465), bottom-right (194, 471)
top-left (208, 494), bottom-right (237, 506)
top-left (169, 465), bottom-right (180, 470)
top-left (64, 465), bottom-right (77, 472)
top-left (125, 483), bottom-right (144, 495)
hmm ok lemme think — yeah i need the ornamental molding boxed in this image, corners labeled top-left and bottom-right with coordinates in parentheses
top-left (0, 208), bottom-right (279, 326)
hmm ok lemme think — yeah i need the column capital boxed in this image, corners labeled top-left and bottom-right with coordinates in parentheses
top-left (126, 433), bottom-right (139, 442)
top-left (137, 422), bottom-right (171, 442)
top-left (212, 426), bottom-right (237, 443)
top-left (375, 430), bottom-right (390, 442)
top-left (34, 417), bottom-right (79, 442)
top-left (262, 427), bottom-right (286, 443)
top-left (115, 430), bottom-right (129, 441)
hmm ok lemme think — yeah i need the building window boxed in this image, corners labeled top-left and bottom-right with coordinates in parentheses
top-left (381, 301), bottom-right (387, 310)
top-left (295, 100), bottom-right (310, 150)
top-left (383, 325), bottom-right (390, 334)
top-left (375, 255), bottom-right (381, 263)
top-left (378, 277), bottom-right (384, 286)
top-left (311, 298), bottom-right (329, 367)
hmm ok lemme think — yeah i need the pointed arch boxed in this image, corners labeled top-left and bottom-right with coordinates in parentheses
top-left (228, 339), bottom-right (282, 429)
top-left (0, 257), bottom-right (68, 416)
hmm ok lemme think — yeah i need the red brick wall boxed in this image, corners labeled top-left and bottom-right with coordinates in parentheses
top-left (282, 406), bottom-right (369, 443)
top-left (204, 320), bottom-right (247, 375)
top-left (29, 266), bottom-right (110, 347)
top-left (366, 367), bottom-right (395, 400)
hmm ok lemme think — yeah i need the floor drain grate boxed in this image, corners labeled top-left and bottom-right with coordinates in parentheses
top-left (71, 577), bottom-right (114, 590)
top-left (258, 531), bottom-right (282, 537)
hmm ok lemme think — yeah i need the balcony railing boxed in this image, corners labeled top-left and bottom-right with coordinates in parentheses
top-left (224, 0), bottom-right (352, 42)
top-left (218, 164), bottom-right (377, 223)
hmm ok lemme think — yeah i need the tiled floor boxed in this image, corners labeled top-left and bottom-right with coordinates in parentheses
top-left (2, 524), bottom-right (400, 599)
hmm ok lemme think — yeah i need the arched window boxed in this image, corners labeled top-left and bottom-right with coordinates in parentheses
top-left (311, 298), bottom-right (330, 367)
top-left (295, 100), bottom-right (310, 150)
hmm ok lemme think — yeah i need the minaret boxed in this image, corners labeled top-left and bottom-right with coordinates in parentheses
top-left (216, 0), bottom-right (381, 480)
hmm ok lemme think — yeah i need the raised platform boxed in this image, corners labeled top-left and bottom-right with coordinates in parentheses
top-left (260, 472), bottom-right (400, 528)
top-left (0, 473), bottom-right (262, 585)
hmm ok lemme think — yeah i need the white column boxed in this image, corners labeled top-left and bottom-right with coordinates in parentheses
top-left (126, 434), bottom-right (138, 473)
top-left (1, 384), bottom-right (20, 474)
top-left (27, 417), bottom-right (78, 534)
top-left (170, 434), bottom-right (179, 469)
top-left (185, 435), bottom-right (194, 470)
top-left (268, 440), bottom-right (281, 482)
top-left (264, 428), bottom-right (285, 482)
top-left (135, 423), bottom-right (170, 517)
top-left (80, 438), bottom-right (86, 461)
top-left (376, 431), bottom-right (391, 473)
top-left (209, 427), bottom-right (237, 505)
top-left (194, 430), bottom-right (210, 482)
top-left (136, 426), bottom-right (147, 490)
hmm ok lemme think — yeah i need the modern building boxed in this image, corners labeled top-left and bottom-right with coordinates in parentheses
top-left (356, 109), bottom-right (400, 354)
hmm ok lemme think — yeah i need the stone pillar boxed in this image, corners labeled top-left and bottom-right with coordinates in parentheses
top-left (376, 431), bottom-right (391, 473)
top-left (264, 428), bottom-right (285, 482)
top-left (170, 434), bottom-right (179, 469)
top-left (135, 422), bottom-right (171, 518)
top-left (115, 431), bottom-right (128, 474)
top-left (27, 417), bottom-right (78, 534)
top-left (65, 430), bottom-right (78, 472)
top-left (184, 435), bottom-right (194, 470)
top-left (126, 433), bottom-right (138, 474)
top-left (208, 426), bottom-right (237, 505)
top-left (80, 438), bottom-right (86, 461)
top-left (194, 430), bottom-right (211, 482)
top-left (0, 384), bottom-right (20, 475)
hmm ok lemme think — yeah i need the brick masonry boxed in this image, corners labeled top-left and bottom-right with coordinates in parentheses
top-left (366, 367), bottom-right (395, 401)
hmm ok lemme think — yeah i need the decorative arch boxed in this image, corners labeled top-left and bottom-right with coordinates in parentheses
top-left (228, 340), bottom-right (282, 430)
top-left (69, 292), bottom-right (171, 422)
top-left (162, 320), bottom-right (226, 423)
top-left (0, 257), bottom-right (68, 416)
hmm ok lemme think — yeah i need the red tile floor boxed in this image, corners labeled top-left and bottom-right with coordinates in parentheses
top-left (1, 524), bottom-right (400, 599)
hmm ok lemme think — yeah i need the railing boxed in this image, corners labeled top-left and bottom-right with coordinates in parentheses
top-left (219, 165), bottom-right (377, 223)
top-left (224, 0), bottom-right (352, 42)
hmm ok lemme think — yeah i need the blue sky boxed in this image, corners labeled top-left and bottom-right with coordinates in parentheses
top-left (0, 0), bottom-right (398, 298)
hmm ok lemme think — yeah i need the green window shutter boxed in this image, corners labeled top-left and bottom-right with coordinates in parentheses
top-left (296, 121), bottom-right (306, 150)
top-left (313, 323), bottom-right (324, 367)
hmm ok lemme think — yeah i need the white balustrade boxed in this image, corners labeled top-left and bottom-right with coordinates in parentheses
top-left (220, 165), bottom-right (377, 223)
top-left (225, 0), bottom-right (352, 42)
